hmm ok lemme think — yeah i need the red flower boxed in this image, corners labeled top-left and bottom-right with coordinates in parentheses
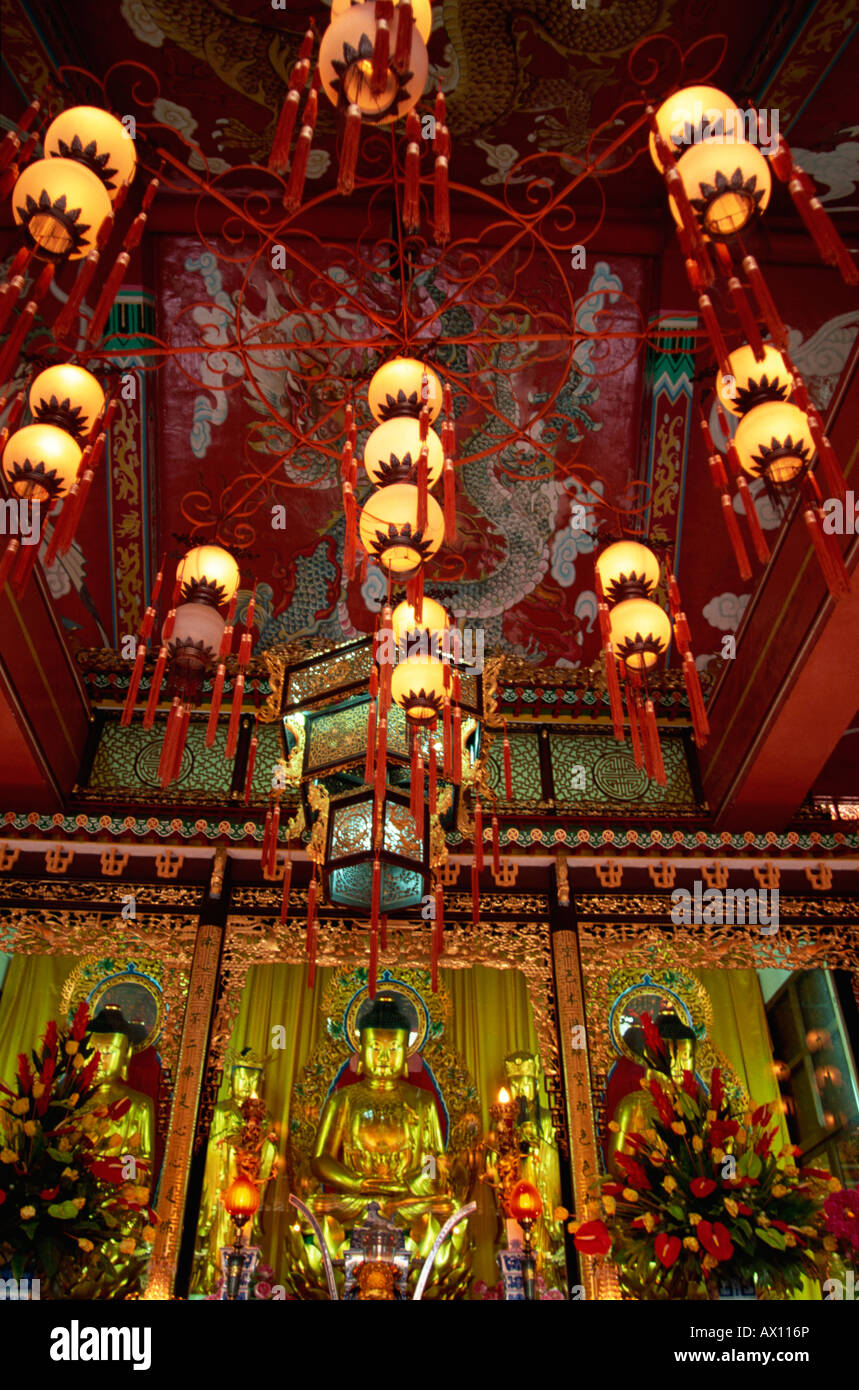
top-left (40, 1055), bottom-right (56, 1086)
top-left (648, 1080), bottom-right (674, 1127)
top-left (88, 1157), bottom-right (126, 1183)
top-left (78, 1054), bottom-right (100, 1092)
top-left (800, 1167), bottom-right (831, 1180)
top-left (709, 1119), bottom-right (739, 1149)
top-left (602, 1182), bottom-right (624, 1197)
top-left (17, 1053), bottom-right (33, 1093)
top-left (108, 1096), bottom-right (132, 1121)
top-left (42, 1020), bottom-right (58, 1055)
top-left (690, 1178), bottom-right (717, 1198)
top-left (754, 1126), bottom-right (779, 1157)
top-left (751, 1104), bottom-right (770, 1128)
top-left (697, 1221), bottom-right (734, 1262)
top-left (39, 1186), bottom-right (60, 1200)
top-left (615, 1153), bottom-right (651, 1191)
top-left (70, 1002), bottom-right (89, 1041)
top-left (709, 1068), bottom-right (724, 1110)
top-left (682, 1068), bottom-right (698, 1099)
top-left (632, 1214), bottom-right (660, 1229)
top-left (655, 1233), bottom-right (682, 1269)
top-left (640, 1012), bottom-right (665, 1060)
top-left (737, 1203), bottom-right (752, 1216)
top-left (573, 1220), bottom-right (612, 1256)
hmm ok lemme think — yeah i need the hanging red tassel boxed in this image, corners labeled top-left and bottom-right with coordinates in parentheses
top-left (741, 256), bottom-right (789, 353)
top-left (417, 440), bottom-right (428, 532)
top-left (442, 456), bottom-right (456, 542)
top-left (0, 540), bottom-right (20, 592)
top-left (452, 703), bottom-right (462, 784)
top-left (428, 730), bottom-right (437, 813)
top-left (364, 699), bottom-right (377, 785)
top-left (337, 104), bottom-right (362, 196)
top-left (720, 492), bottom-right (752, 581)
top-left (473, 798), bottom-right (483, 871)
top-left (167, 703), bottom-right (191, 785)
top-left (403, 109), bottom-right (421, 232)
top-left (434, 878), bottom-right (444, 953)
top-left (492, 813), bottom-right (500, 875)
top-left (263, 802), bottom-right (281, 875)
top-left (225, 672), bottom-right (245, 759)
top-left (121, 644), bottom-right (147, 725)
top-left (158, 698), bottom-right (182, 783)
top-left (243, 727), bottom-right (259, 803)
top-left (430, 924), bottom-right (439, 994)
top-left (735, 475), bottom-right (770, 564)
top-left (442, 695), bottom-right (452, 778)
top-left (410, 729), bottom-right (420, 823)
top-left (603, 643), bottom-right (624, 740)
top-left (394, 0), bottom-right (415, 69)
top-left (375, 715), bottom-right (388, 806)
top-left (284, 74), bottom-right (320, 214)
top-left (433, 123), bottom-right (451, 247)
top-left (503, 723), bottom-right (513, 799)
top-left (807, 409), bottom-right (847, 505)
top-left (682, 651), bottom-right (711, 745)
top-left (371, 0), bottom-right (393, 93)
top-left (726, 277), bottom-right (765, 360)
top-left (803, 505), bottom-right (851, 598)
top-left (697, 294), bottom-right (731, 379)
top-left (643, 697), bottom-right (666, 786)
top-left (306, 876), bottom-right (318, 989)
top-left (471, 859), bottom-right (480, 924)
top-left (625, 683), bottom-right (643, 769)
top-left (269, 26), bottom-right (314, 174)
top-left (279, 854), bottom-right (292, 924)
top-left (370, 856), bottom-right (381, 996)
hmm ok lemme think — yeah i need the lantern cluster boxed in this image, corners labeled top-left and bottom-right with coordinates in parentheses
top-left (267, 3), bottom-right (451, 241)
top-left (595, 540), bottom-right (709, 783)
top-left (120, 544), bottom-right (256, 789)
top-left (0, 363), bottom-right (116, 595)
top-left (647, 85), bottom-right (855, 599)
top-left (0, 102), bottom-right (158, 367)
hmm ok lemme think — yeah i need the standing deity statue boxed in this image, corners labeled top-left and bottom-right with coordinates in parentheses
top-left (501, 1050), bottom-right (564, 1285)
top-left (606, 1012), bottom-right (698, 1178)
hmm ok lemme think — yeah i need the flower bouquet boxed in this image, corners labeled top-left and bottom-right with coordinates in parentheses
top-left (571, 1013), bottom-right (842, 1300)
top-left (0, 1005), bottom-right (157, 1298)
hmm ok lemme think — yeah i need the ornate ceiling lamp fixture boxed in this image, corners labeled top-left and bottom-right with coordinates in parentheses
top-left (0, 98), bottom-right (158, 371)
top-left (120, 545), bottom-right (254, 788)
top-left (595, 540), bottom-right (709, 783)
top-left (0, 363), bottom-right (117, 594)
top-left (268, 3), bottom-right (450, 242)
top-left (648, 85), bottom-right (855, 599)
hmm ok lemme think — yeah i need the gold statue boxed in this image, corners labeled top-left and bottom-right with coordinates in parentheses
top-left (83, 1008), bottom-right (154, 1172)
top-left (607, 1012), bottom-right (698, 1177)
top-left (193, 1050), bottom-right (278, 1294)
top-left (311, 995), bottom-right (450, 1226)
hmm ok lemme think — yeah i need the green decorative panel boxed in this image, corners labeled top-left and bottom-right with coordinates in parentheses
top-left (550, 729), bottom-right (697, 813)
top-left (248, 721), bottom-right (289, 800)
top-left (88, 716), bottom-right (235, 797)
top-left (484, 730), bottom-right (544, 806)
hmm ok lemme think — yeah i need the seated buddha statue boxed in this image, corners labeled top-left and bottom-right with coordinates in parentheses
top-left (310, 994), bottom-right (451, 1231)
top-left (83, 1007), bottom-right (154, 1175)
top-left (606, 1011), bottom-right (698, 1178)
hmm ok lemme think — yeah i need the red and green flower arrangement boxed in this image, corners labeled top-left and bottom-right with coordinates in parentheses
top-left (0, 1004), bottom-right (157, 1298)
top-left (571, 1013), bottom-right (844, 1299)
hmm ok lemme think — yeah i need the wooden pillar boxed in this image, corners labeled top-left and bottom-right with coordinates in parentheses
top-left (549, 857), bottom-right (601, 1300)
top-left (144, 848), bottom-right (228, 1298)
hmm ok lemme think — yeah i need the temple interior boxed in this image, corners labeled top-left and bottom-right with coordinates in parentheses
top-left (0, 0), bottom-right (858, 1310)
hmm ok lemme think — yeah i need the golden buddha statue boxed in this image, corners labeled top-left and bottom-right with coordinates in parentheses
top-left (193, 1050), bottom-right (278, 1295)
top-left (83, 1008), bottom-right (154, 1174)
top-left (311, 995), bottom-right (450, 1234)
top-left (502, 1050), bottom-right (564, 1286)
top-left (606, 1012), bottom-right (698, 1178)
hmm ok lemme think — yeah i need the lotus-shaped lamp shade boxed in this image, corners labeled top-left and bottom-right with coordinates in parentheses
top-left (43, 105), bottom-right (137, 197)
top-left (367, 357), bottom-right (442, 422)
top-left (177, 545), bottom-right (240, 607)
top-left (319, 1), bottom-right (428, 124)
top-left (358, 483), bottom-right (444, 575)
top-left (609, 597), bottom-right (672, 670)
top-left (648, 86), bottom-right (742, 169)
top-left (13, 157), bottom-right (112, 260)
top-left (595, 540), bottom-right (661, 605)
top-left (716, 343), bottom-right (792, 417)
top-left (733, 400), bottom-right (814, 486)
top-left (29, 364), bottom-right (105, 441)
top-left (222, 1174), bottom-right (260, 1225)
top-left (1, 423), bottom-right (82, 501)
top-left (363, 417), bottom-right (443, 487)
top-left (390, 655), bottom-right (446, 724)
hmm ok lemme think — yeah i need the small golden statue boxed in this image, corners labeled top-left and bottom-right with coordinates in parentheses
top-left (83, 1008), bottom-right (154, 1169)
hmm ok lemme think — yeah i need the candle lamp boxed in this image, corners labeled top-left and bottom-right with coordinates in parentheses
top-left (222, 1174), bottom-right (261, 1301)
top-left (508, 1179), bottom-right (542, 1301)
top-left (488, 1086), bottom-right (521, 1213)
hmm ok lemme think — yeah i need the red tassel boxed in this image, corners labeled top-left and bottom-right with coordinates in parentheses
top-left (243, 729), bottom-right (259, 803)
top-left (142, 646), bottom-right (168, 728)
top-left (167, 703), bottom-right (191, 785)
top-left (56, 467), bottom-right (94, 558)
top-left (428, 732), bottom-right (437, 813)
top-left (86, 252), bottom-right (131, 344)
top-left (284, 79), bottom-right (319, 214)
top-left (503, 724), bottom-right (513, 799)
top-left (0, 297), bottom-right (38, 383)
top-left (708, 452), bottom-right (729, 491)
top-left (442, 696), bottom-right (452, 778)
top-left (727, 277), bottom-right (764, 360)
top-left (626, 684), bottom-right (643, 769)
top-left (121, 644), bottom-right (147, 725)
top-left (0, 129), bottom-right (20, 174)
top-left (492, 814), bottom-right (500, 875)
top-left (742, 256), bottom-right (789, 353)
top-left (734, 476), bottom-right (770, 564)
top-left (644, 697), bottom-right (666, 786)
top-left (683, 651), bottom-right (711, 745)
top-left (370, 858), bottom-right (381, 997)
top-left (265, 803), bottom-right (281, 876)
top-left (403, 110), bottom-right (421, 232)
top-left (417, 442), bottom-right (428, 532)
top-left (205, 665), bottom-right (226, 746)
top-left (394, 0), bottom-right (415, 69)
top-left (305, 874), bottom-right (317, 951)
top-left (697, 294), bottom-right (731, 379)
top-left (365, 699), bottom-right (377, 785)
top-left (434, 879), bottom-right (444, 954)
top-left (471, 859), bottom-right (479, 924)
top-left (807, 412), bottom-right (847, 505)
top-left (430, 925), bottom-right (439, 994)
top-left (452, 704), bottom-right (462, 784)
top-left (10, 532), bottom-right (42, 597)
top-left (337, 104), bottom-right (362, 196)
top-left (0, 276), bottom-right (25, 337)
top-left (225, 672), bottom-right (245, 759)
top-left (269, 27), bottom-right (314, 174)
top-left (0, 540), bottom-right (20, 592)
top-left (371, 1), bottom-right (393, 94)
top-left (604, 644), bottom-right (625, 740)
top-left (410, 731), bottom-right (420, 823)
top-left (803, 507), bottom-right (851, 599)
top-left (721, 493), bottom-right (752, 581)
top-left (279, 855), bottom-right (292, 924)
top-left (375, 716), bottom-right (388, 805)
top-left (417, 744), bottom-right (425, 833)
top-left (473, 798), bottom-right (484, 871)
top-left (434, 130), bottom-right (450, 247)
top-left (158, 699), bottom-right (182, 782)
top-left (442, 457), bottom-right (456, 542)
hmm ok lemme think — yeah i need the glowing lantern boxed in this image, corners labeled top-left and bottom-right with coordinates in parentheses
top-left (363, 417), bottom-right (443, 487)
top-left (167, 603), bottom-right (226, 686)
top-left (733, 400), bottom-right (814, 486)
top-left (509, 1179), bottom-right (542, 1223)
top-left (648, 86), bottom-right (742, 170)
top-left (716, 343), bottom-right (792, 417)
top-left (358, 483), bottom-right (444, 575)
top-left (222, 1174), bottom-right (261, 1227)
top-left (391, 655), bottom-right (446, 724)
top-left (43, 105), bottom-right (137, 199)
top-left (331, 0), bottom-right (433, 44)
top-left (177, 544), bottom-right (241, 605)
top-left (1, 423), bottom-right (81, 501)
top-left (368, 357), bottom-right (442, 422)
top-left (391, 596), bottom-right (449, 647)
top-left (29, 364), bottom-right (105, 443)
top-left (668, 139), bottom-right (771, 239)
top-left (595, 540), bottom-right (660, 604)
top-left (319, 1), bottom-right (428, 124)
top-left (12, 158), bottom-right (112, 260)
top-left (608, 598), bottom-right (672, 670)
